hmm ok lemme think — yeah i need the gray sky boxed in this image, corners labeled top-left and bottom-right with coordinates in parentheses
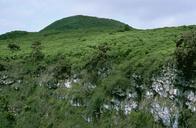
top-left (1, 0), bottom-right (196, 34)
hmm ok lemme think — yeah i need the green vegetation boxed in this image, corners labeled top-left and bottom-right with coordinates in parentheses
top-left (41, 15), bottom-right (127, 32)
top-left (7, 43), bottom-right (20, 52)
top-left (0, 15), bottom-right (196, 128)
top-left (175, 31), bottom-right (196, 78)
top-left (30, 41), bottom-right (45, 62)
top-left (0, 31), bottom-right (29, 40)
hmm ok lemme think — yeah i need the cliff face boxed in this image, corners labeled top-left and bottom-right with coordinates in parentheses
top-left (0, 58), bottom-right (195, 128)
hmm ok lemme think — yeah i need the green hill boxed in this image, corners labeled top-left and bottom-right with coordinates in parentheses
top-left (0, 31), bottom-right (29, 40)
top-left (41, 15), bottom-right (129, 32)
top-left (0, 16), bottom-right (195, 128)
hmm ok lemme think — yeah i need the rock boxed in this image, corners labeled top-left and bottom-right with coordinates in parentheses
top-left (152, 65), bottom-right (178, 98)
top-left (151, 102), bottom-right (171, 127)
top-left (124, 100), bottom-right (138, 115)
top-left (64, 79), bottom-right (72, 88)
top-left (185, 91), bottom-right (196, 112)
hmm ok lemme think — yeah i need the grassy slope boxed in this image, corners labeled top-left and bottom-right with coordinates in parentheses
top-left (0, 18), bottom-right (196, 127)
top-left (0, 26), bottom-right (191, 73)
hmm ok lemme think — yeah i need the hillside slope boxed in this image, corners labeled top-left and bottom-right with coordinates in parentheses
top-left (0, 16), bottom-right (195, 128)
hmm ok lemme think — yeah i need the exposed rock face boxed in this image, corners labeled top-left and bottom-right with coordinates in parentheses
top-left (0, 73), bottom-right (15, 86)
top-left (124, 100), bottom-right (138, 115)
top-left (151, 102), bottom-right (171, 126)
top-left (37, 63), bottom-right (195, 127)
top-left (185, 91), bottom-right (196, 112)
top-left (150, 65), bottom-right (179, 127)
top-left (152, 65), bottom-right (179, 99)
top-left (150, 64), bottom-right (195, 127)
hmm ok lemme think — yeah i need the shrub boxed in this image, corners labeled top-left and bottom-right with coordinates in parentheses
top-left (124, 24), bottom-right (131, 31)
top-left (88, 90), bottom-right (105, 121)
top-left (30, 41), bottom-right (44, 62)
top-left (85, 43), bottom-right (110, 70)
top-left (54, 61), bottom-right (71, 79)
top-left (179, 109), bottom-right (193, 128)
top-left (7, 43), bottom-right (20, 52)
top-left (125, 111), bottom-right (163, 128)
top-left (187, 113), bottom-right (196, 128)
top-left (47, 80), bottom-right (58, 89)
top-left (117, 24), bottom-right (131, 32)
top-left (0, 63), bottom-right (5, 71)
top-left (83, 43), bottom-right (111, 83)
top-left (103, 71), bottom-right (131, 99)
top-left (175, 31), bottom-right (196, 78)
top-left (0, 95), bottom-right (8, 111)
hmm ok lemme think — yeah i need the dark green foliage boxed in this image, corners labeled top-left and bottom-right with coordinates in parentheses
top-left (16, 112), bottom-right (41, 128)
top-left (0, 31), bottom-right (28, 40)
top-left (88, 90), bottom-right (105, 120)
top-left (86, 43), bottom-right (110, 71)
top-left (0, 95), bottom-right (16, 128)
top-left (175, 31), bottom-right (196, 78)
top-left (186, 113), bottom-right (196, 128)
top-left (125, 111), bottom-right (163, 128)
top-left (117, 24), bottom-right (132, 32)
top-left (103, 71), bottom-right (131, 99)
top-left (83, 43), bottom-right (111, 83)
top-left (118, 24), bottom-right (132, 32)
top-left (30, 41), bottom-right (44, 62)
top-left (8, 43), bottom-right (20, 52)
top-left (0, 63), bottom-right (5, 71)
top-left (179, 109), bottom-right (196, 128)
top-left (41, 15), bottom-right (126, 32)
top-left (0, 95), bottom-right (8, 111)
top-left (0, 112), bottom-right (13, 128)
top-left (46, 80), bottom-right (58, 89)
top-left (124, 24), bottom-right (131, 31)
top-left (53, 59), bottom-right (71, 80)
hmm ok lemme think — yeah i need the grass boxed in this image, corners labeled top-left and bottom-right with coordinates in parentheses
top-left (0, 16), bottom-right (196, 128)
top-left (0, 26), bottom-right (189, 78)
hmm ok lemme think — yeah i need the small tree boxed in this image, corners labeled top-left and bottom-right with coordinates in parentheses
top-left (0, 63), bottom-right (5, 71)
top-left (175, 31), bottom-right (196, 78)
top-left (124, 24), bottom-right (131, 31)
top-left (7, 43), bottom-right (20, 52)
top-left (31, 41), bottom-right (44, 62)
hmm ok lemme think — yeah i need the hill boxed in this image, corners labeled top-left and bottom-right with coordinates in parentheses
top-left (41, 15), bottom-right (129, 32)
top-left (0, 31), bottom-right (29, 40)
top-left (0, 16), bottom-right (195, 128)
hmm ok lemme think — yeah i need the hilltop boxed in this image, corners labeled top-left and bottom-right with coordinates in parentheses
top-left (41, 15), bottom-right (129, 32)
top-left (0, 31), bottom-right (29, 40)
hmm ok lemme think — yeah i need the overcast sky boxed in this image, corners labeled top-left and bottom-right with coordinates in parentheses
top-left (1, 0), bottom-right (196, 34)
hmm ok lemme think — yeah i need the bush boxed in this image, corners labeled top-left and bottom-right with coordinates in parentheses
top-left (88, 90), bottom-right (105, 121)
top-left (103, 71), bottom-right (131, 99)
top-left (179, 109), bottom-right (193, 128)
top-left (54, 60), bottom-right (71, 80)
top-left (125, 111), bottom-right (163, 128)
top-left (0, 63), bottom-right (5, 71)
top-left (175, 31), bottom-right (196, 78)
top-left (83, 43), bottom-right (111, 83)
top-left (30, 41), bottom-right (44, 62)
top-left (187, 113), bottom-right (196, 128)
top-left (85, 43), bottom-right (110, 71)
top-left (117, 24), bottom-right (131, 32)
top-left (7, 43), bottom-right (20, 52)
top-left (124, 24), bottom-right (131, 31)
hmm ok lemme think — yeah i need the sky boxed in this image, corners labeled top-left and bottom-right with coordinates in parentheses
top-left (1, 0), bottom-right (196, 34)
